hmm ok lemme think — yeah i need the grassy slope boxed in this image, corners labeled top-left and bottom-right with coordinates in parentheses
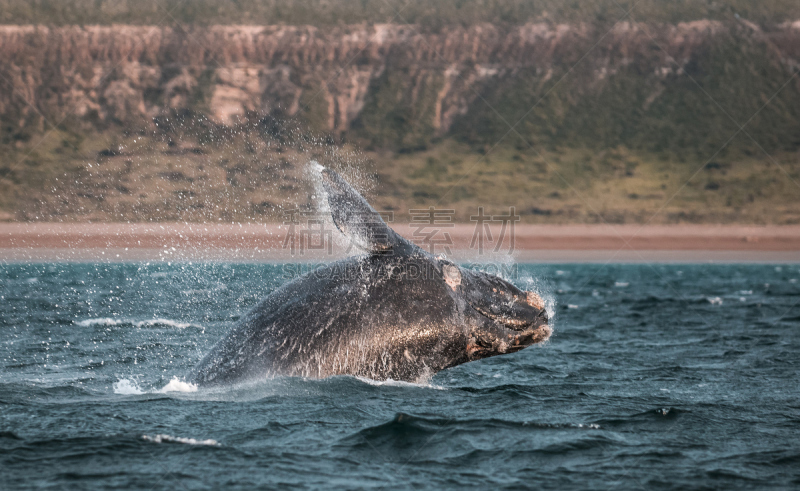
top-left (3, 129), bottom-right (799, 224)
top-left (373, 139), bottom-right (800, 225)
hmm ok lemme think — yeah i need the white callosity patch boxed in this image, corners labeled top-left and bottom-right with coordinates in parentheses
top-left (526, 291), bottom-right (545, 310)
top-left (443, 264), bottom-right (462, 291)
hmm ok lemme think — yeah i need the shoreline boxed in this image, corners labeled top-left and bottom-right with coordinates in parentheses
top-left (2, 223), bottom-right (799, 263)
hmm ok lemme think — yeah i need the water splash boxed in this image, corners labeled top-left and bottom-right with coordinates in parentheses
top-left (159, 376), bottom-right (198, 393)
top-left (113, 376), bottom-right (197, 394)
top-left (113, 378), bottom-right (145, 395)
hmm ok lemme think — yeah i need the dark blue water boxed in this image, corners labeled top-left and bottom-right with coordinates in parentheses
top-left (1, 262), bottom-right (799, 489)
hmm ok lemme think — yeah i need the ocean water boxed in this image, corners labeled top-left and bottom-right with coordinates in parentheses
top-left (1, 261), bottom-right (799, 489)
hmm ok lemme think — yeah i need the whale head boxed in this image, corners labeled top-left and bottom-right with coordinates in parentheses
top-left (439, 261), bottom-right (551, 361)
top-left (316, 163), bottom-right (551, 367)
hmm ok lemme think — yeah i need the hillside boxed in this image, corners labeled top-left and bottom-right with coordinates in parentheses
top-left (2, 20), bottom-right (799, 152)
top-left (0, 3), bottom-right (799, 223)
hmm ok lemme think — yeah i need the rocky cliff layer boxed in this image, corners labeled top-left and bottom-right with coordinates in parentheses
top-left (1, 21), bottom-right (799, 151)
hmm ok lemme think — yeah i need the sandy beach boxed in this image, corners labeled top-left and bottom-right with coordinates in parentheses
top-left (1, 223), bottom-right (799, 263)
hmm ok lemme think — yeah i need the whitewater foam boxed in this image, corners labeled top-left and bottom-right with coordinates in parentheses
top-left (78, 318), bottom-right (197, 329)
top-left (113, 378), bottom-right (145, 395)
top-left (79, 317), bottom-right (121, 327)
top-left (354, 376), bottom-right (445, 390)
top-left (113, 376), bottom-right (197, 395)
top-left (159, 376), bottom-right (198, 393)
top-left (142, 434), bottom-right (218, 446)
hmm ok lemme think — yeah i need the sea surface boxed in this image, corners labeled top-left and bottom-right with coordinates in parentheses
top-left (1, 261), bottom-right (799, 489)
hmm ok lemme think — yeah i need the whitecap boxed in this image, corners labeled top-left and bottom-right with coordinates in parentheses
top-left (354, 376), bottom-right (445, 390)
top-left (134, 319), bottom-right (195, 329)
top-left (707, 297), bottom-right (723, 305)
top-left (113, 378), bottom-right (144, 395)
top-left (77, 318), bottom-right (197, 329)
top-left (567, 304), bottom-right (579, 309)
top-left (142, 434), bottom-right (217, 446)
top-left (181, 289), bottom-right (213, 295)
top-left (158, 376), bottom-right (198, 393)
top-left (614, 281), bottom-right (629, 287)
top-left (78, 318), bottom-right (122, 327)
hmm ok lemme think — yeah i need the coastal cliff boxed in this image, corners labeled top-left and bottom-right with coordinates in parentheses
top-left (1, 18), bottom-right (800, 224)
top-left (2, 21), bottom-right (799, 151)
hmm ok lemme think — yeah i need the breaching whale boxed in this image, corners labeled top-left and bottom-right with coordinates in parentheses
top-left (188, 165), bottom-right (551, 385)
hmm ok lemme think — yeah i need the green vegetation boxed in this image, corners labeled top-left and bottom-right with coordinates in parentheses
top-left (3, 128), bottom-right (799, 224)
top-left (449, 31), bottom-right (800, 156)
top-left (373, 139), bottom-right (800, 224)
top-left (353, 69), bottom-right (442, 152)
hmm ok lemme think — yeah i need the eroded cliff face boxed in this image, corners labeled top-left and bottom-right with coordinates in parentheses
top-left (1, 21), bottom-right (799, 146)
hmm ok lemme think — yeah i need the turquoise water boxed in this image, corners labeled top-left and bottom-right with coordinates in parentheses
top-left (1, 262), bottom-right (799, 489)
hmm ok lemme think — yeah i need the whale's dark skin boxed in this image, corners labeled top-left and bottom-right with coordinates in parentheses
top-left (188, 166), bottom-right (551, 385)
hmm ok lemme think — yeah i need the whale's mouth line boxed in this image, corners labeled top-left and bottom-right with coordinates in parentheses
top-left (467, 302), bottom-right (534, 330)
top-left (467, 324), bottom-right (552, 358)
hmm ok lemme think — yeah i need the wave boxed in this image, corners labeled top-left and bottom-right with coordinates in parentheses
top-left (0, 382), bottom-right (95, 402)
top-left (141, 434), bottom-right (218, 446)
top-left (121, 375), bottom-right (447, 403)
top-left (77, 318), bottom-right (200, 329)
top-left (353, 376), bottom-right (445, 390)
top-left (456, 383), bottom-right (553, 399)
top-left (336, 413), bottom-right (605, 462)
top-left (344, 412), bottom-right (600, 443)
top-left (594, 407), bottom-right (688, 428)
top-left (113, 377), bottom-right (198, 395)
top-left (0, 431), bottom-right (22, 440)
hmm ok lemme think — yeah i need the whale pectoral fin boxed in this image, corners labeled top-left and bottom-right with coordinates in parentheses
top-left (316, 163), bottom-right (416, 255)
